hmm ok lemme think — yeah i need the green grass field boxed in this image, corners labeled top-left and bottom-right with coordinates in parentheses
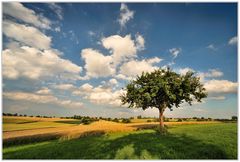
top-left (3, 123), bottom-right (237, 159)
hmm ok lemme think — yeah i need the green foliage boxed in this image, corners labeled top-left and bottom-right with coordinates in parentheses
top-left (112, 118), bottom-right (119, 123)
top-left (121, 68), bottom-right (207, 111)
top-left (122, 118), bottom-right (131, 123)
top-left (177, 119), bottom-right (182, 122)
top-left (231, 116), bottom-right (237, 121)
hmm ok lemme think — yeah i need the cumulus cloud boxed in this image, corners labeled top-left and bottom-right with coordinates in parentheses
top-left (118, 3), bottom-right (134, 29)
top-left (101, 34), bottom-right (137, 65)
top-left (109, 78), bottom-right (118, 85)
top-left (73, 83), bottom-right (125, 107)
top-left (203, 69), bottom-right (223, 78)
top-left (204, 80), bottom-right (237, 94)
top-left (52, 84), bottom-right (76, 90)
top-left (81, 48), bottom-right (115, 78)
top-left (47, 3), bottom-right (63, 20)
top-left (3, 2), bottom-right (51, 29)
top-left (36, 87), bottom-right (52, 95)
top-left (169, 48), bottom-right (182, 58)
top-left (177, 68), bottom-right (223, 83)
top-left (3, 20), bottom-right (52, 50)
top-left (228, 36), bottom-right (237, 45)
top-left (3, 91), bottom-right (83, 108)
top-left (81, 34), bottom-right (147, 79)
top-left (178, 67), bottom-right (195, 75)
top-left (119, 57), bottom-right (162, 78)
top-left (3, 45), bottom-right (82, 80)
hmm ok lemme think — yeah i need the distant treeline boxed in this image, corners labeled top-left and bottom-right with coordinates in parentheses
top-left (3, 113), bottom-right (237, 123)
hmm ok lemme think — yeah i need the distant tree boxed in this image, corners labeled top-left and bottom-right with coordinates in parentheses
top-left (177, 119), bottom-right (182, 122)
top-left (112, 118), bottom-right (119, 123)
top-left (232, 116), bottom-right (237, 121)
top-left (147, 119), bottom-right (152, 122)
top-left (137, 115), bottom-right (142, 119)
top-left (122, 118), bottom-right (131, 123)
top-left (193, 117), bottom-right (197, 119)
top-left (121, 68), bottom-right (207, 133)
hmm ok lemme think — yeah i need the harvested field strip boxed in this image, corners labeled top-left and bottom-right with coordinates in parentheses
top-left (3, 120), bottom-right (222, 146)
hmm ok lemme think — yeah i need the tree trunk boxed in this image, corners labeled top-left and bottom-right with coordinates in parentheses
top-left (159, 108), bottom-right (164, 131)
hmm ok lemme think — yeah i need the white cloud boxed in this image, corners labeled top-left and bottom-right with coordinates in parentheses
top-left (147, 57), bottom-right (162, 64)
top-left (135, 33), bottom-right (145, 51)
top-left (47, 3), bottom-right (63, 20)
top-left (3, 2), bottom-right (51, 29)
top-left (119, 57), bottom-right (162, 77)
top-left (36, 87), bottom-right (52, 95)
top-left (3, 20), bottom-right (52, 50)
top-left (88, 31), bottom-right (96, 36)
top-left (102, 34), bottom-right (137, 65)
top-left (209, 96), bottom-right (226, 100)
top-left (109, 78), bottom-right (118, 85)
top-left (177, 68), bottom-right (223, 83)
top-left (3, 45), bottom-right (82, 80)
top-left (81, 48), bottom-right (115, 78)
top-left (169, 48), bottom-right (182, 58)
top-left (228, 36), bottom-right (237, 45)
top-left (54, 27), bottom-right (61, 32)
top-left (73, 83), bottom-right (126, 107)
top-left (81, 83), bottom-right (94, 92)
top-left (52, 84), bottom-right (76, 90)
top-left (3, 91), bottom-right (83, 108)
top-left (115, 74), bottom-right (131, 80)
top-left (203, 69), bottom-right (223, 78)
top-left (207, 44), bottom-right (217, 51)
top-left (178, 67), bottom-right (194, 75)
top-left (118, 3), bottom-right (134, 29)
top-left (204, 80), bottom-right (237, 94)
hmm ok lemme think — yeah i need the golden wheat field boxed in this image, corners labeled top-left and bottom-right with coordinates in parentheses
top-left (3, 116), bottom-right (221, 142)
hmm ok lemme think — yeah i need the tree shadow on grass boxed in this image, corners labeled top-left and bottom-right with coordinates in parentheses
top-left (3, 131), bottom-right (232, 159)
top-left (103, 132), bottom-right (228, 159)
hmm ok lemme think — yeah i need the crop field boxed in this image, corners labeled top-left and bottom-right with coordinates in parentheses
top-left (2, 116), bottom-right (237, 159)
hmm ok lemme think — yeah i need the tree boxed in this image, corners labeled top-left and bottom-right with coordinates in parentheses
top-left (137, 115), bottom-right (142, 119)
top-left (120, 68), bottom-right (207, 133)
top-left (232, 116), bottom-right (237, 121)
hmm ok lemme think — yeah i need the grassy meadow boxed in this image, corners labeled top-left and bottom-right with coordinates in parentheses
top-left (2, 116), bottom-right (237, 159)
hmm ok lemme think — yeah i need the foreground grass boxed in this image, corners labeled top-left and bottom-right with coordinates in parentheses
top-left (3, 123), bottom-right (237, 159)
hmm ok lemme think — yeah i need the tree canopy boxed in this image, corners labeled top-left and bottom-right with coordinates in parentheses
top-left (120, 67), bottom-right (208, 132)
top-left (121, 68), bottom-right (207, 111)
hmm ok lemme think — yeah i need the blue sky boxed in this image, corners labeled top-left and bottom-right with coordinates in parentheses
top-left (2, 2), bottom-right (238, 118)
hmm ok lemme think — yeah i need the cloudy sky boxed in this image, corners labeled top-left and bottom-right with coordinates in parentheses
top-left (2, 2), bottom-right (238, 118)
